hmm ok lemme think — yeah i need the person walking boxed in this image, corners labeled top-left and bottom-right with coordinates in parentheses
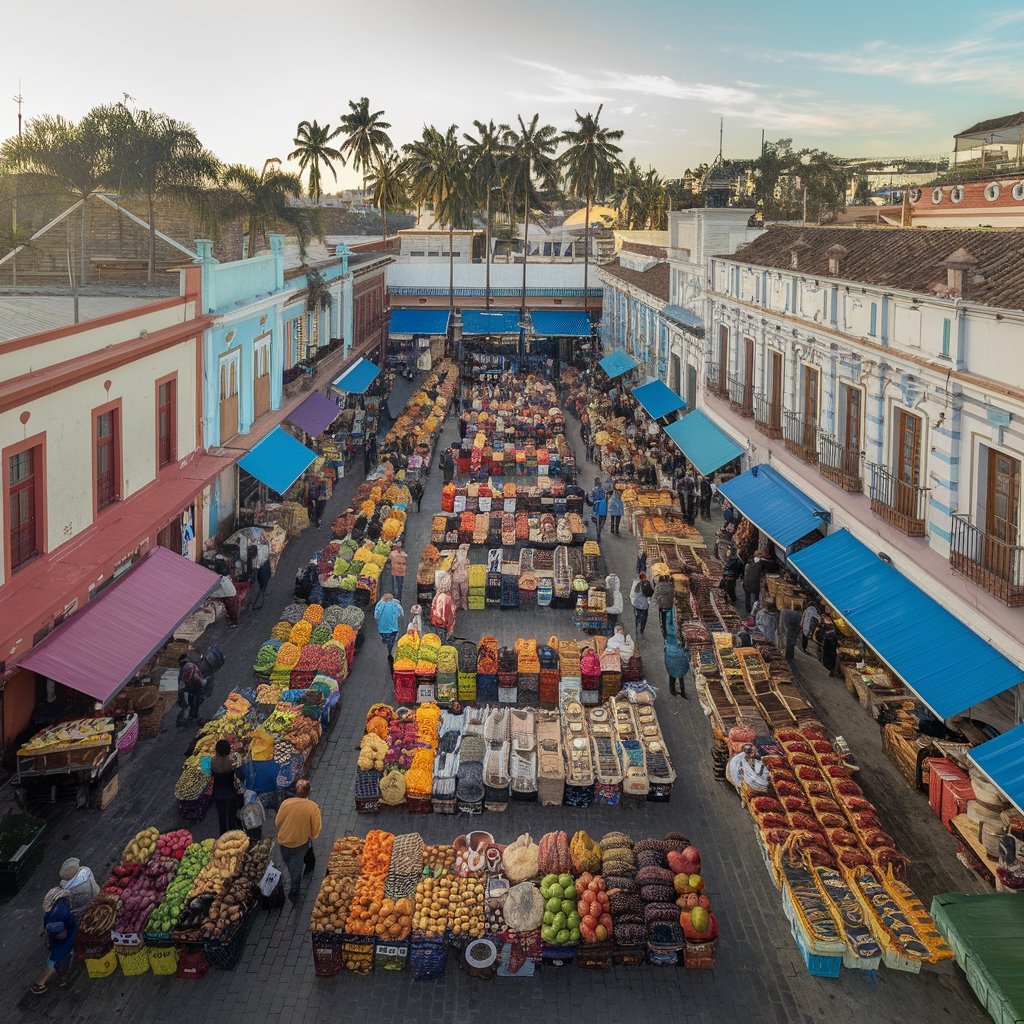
top-left (742, 557), bottom-right (761, 614)
top-left (210, 739), bottom-right (241, 835)
top-left (440, 448), bottom-right (455, 484)
top-left (275, 780), bottom-right (322, 906)
top-left (313, 480), bottom-right (328, 528)
top-left (430, 587), bottom-right (456, 643)
top-left (374, 592), bottom-right (403, 659)
top-left (58, 858), bottom-right (99, 920)
top-left (251, 550), bottom-right (271, 611)
top-left (387, 543), bottom-right (408, 602)
top-left (755, 601), bottom-right (779, 643)
top-left (800, 602), bottom-right (820, 653)
top-left (604, 573), bottom-right (623, 631)
top-left (653, 574), bottom-right (675, 638)
top-left (681, 471), bottom-right (697, 524)
top-left (699, 475), bottom-right (713, 520)
top-left (664, 638), bottom-right (691, 698)
top-left (607, 488), bottom-right (624, 535)
top-left (31, 888), bottom-right (77, 994)
top-left (629, 572), bottom-right (653, 636)
top-left (363, 444), bottom-right (373, 475)
top-left (720, 549), bottom-right (743, 605)
top-left (780, 605), bottom-right (802, 661)
top-left (408, 477), bottom-right (424, 512)
top-left (176, 654), bottom-right (205, 727)
top-left (451, 544), bottom-right (471, 611)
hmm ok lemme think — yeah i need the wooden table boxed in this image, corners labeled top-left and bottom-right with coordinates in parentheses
top-left (950, 813), bottom-right (998, 888)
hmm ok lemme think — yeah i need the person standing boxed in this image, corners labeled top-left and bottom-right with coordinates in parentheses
top-left (742, 557), bottom-right (761, 614)
top-left (629, 572), bottom-right (653, 636)
top-left (313, 480), bottom-right (328, 529)
top-left (430, 589), bottom-right (457, 643)
top-left (387, 543), bottom-right (408, 602)
top-left (239, 790), bottom-right (267, 842)
top-left (664, 638), bottom-right (690, 697)
top-left (755, 601), bottom-right (779, 643)
top-left (653, 574), bottom-right (675, 638)
top-left (58, 858), bottom-right (99, 920)
top-left (363, 443), bottom-right (373, 475)
top-left (31, 888), bottom-right (77, 994)
top-left (275, 780), bottom-right (322, 906)
top-left (720, 550), bottom-right (743, 605)
top-left (210, 740), bottom-right (241, 835)
top-left (699, 475), bottom-right (713, 520)
top-left (251, 548), bottom-right (272, 611)
top-left (440, 448), bottom-right (455, 484)
top-left (607, 488), bottom-right (624, 536)
top-left (800, 602), bottom-right (820, 653)
top-left (176, 655), bottom-right (205, 727)
top-left (604, 573), bottom-right (623, 631)
top-left (681, 471), bottom-right (697, 523)
top-left (408, 477), bottom-right (424, 512)
top-left (374, 592), bottom-right (403, 659)
top-left (451, 544), bottom-right (471, 611)
top-left (780, 605), bottom-right (803, 661)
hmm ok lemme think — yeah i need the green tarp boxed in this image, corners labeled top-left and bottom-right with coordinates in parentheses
top-left (931, 892), bottom-right (1024, 1024)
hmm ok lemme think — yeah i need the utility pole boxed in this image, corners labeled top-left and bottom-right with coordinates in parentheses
top-left (14, 82), bottom-right (23, 136)
top-left (12, 83), bottom-right (23, 286)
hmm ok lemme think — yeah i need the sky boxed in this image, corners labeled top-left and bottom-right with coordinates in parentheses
top-left (7, 0), bottom-right (1024, 186)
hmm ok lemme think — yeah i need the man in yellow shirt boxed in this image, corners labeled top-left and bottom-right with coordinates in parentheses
top-left (275, 780), bottom-right (322, 905)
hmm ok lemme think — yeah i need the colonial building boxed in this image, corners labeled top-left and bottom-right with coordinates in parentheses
top-left (699, 224), bottom-right (1024, 716)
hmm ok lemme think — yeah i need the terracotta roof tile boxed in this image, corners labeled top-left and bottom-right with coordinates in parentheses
top-left (620, 241), bottom-right (668, 258)
top-left (725, 225), bottom-right (1024, 310)
top-left (600, 258), bottom-right (670, 302)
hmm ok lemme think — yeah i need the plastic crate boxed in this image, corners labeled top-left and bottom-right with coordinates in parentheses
top-left (203, 911), bottom-right (253, 971)
top-left (576, 941), bottom-right (613, 969)
top-left (374, 939), bottom-right (409, 971)
top-left (683, 939), bottom-right (717, 969)
top-left (341, 935), bottom-right (375, 974)
top-left (176, 944), bottom-right (210, 980)
top-left (792, 916), bottom-right (842, 978)
top-left (117, 944), bottom-right (150, 976)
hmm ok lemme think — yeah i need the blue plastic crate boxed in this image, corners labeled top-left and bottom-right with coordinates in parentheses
top-left (792, 916), bottom-right (842, 978)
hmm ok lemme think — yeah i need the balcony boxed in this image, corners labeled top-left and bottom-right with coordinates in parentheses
top-left (705, 361), bottom-right (727, 399)
top-left (817, 433), bottom-right (863, 492)
top-left (783, 410), bottom-right (819, 465)
top-left (753, 393), bottom-right (783, 439)
top-left (868, 464), bottom-right (929, 537)
top-left (950, 514), bottom-right (1024, 606)
top-left (727, 375), bottom-right (753, 418)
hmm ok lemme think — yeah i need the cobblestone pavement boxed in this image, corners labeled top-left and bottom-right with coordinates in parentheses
top-left (1, 377), bottom-right (991, 1024)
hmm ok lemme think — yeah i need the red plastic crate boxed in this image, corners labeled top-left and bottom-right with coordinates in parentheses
top-left (927, 758), bottom-right (966, 817)
top-left (941, 778), bottom-right (976, 831)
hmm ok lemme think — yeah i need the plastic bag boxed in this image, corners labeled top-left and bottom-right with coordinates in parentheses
top-left (502, 881), bottom-right (545, 933)
top-left (502, 833), bottom-right (540, 884)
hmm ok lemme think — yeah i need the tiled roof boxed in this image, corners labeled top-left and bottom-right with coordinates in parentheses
top-left (724, 225), bottom-right (1024, 310)
top-left (955, 111), bottom-right (1024, 139)
top-left (600, 258), bottom-right (670, 302)
top-left (620, 240), bottom-right (667, 258)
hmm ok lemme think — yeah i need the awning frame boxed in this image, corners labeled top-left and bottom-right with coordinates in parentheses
top-left (631, 379), bottom-right (687, 421)
top-left (237, 425), bottom-right (317, 495)
top-left (599, 349), bottom-right (638, 379)
top-left (332, 356), bottom-right (382, 395)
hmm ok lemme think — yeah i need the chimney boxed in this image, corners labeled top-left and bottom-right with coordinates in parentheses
top-left (789, 235), bottom-right (811, 270)
top-left (826, 242), bottom-right (848, 277)
top-left (942, 247), bottom-right (978, 297)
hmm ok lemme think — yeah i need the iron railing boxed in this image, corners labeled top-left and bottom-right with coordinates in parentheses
top-left (950, 513), bottom-right (1024, 606)
top-left (727, 374), bottom-right (753, 417)
top-left (753, 393), bottom-right (783, 439)
top-left (867, 463), bottom-right (929, 537)
top-left (782, 410), bottom-right (819, 464)
top-left (704, 361), bottom-right (724, 397)
top-left (817, 433), bottom-right (863, 492)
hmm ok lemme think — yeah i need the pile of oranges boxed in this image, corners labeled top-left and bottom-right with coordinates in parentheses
top-left (344, 830), bottom-right (394, 936)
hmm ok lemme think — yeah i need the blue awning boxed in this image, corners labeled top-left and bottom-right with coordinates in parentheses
top-left (599, 349), bottom-right (638, 378)
top-left (789, 529), bottom-right (1024, 720)
top-left (530, 310), bottom-right (592, 337)
top-left (663, 411), bottom-right (744, 477)
top-left (662, 305), bottom-right (704, 332)
top-left (970, 727), bottom-right (1024, 814)
top-left (389, 308), bottom-right (451, 335)
top-left (238, 426), bottom-right (317, 496)
top-left (632, 380), bottom-right (687, 420)
top-left (332, 357), bottom-right (381, 394)
top-left (717, 464), bottom-right (827, 550)
top-left (461, 310), bottom-right (520, 336)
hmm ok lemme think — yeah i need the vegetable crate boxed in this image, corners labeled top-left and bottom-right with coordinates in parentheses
top-left (310, 932), bottom-right (343, 978)
top-left (576, 941), bottom-right (613, 970)
top-left (374, 939), bottom-right (409, 971)
top-left (147, 945), bottom-right (179, 976)
top-left (341, 935), bottom-right (375, 974)
top-left (683, 939), bottom-right (717, 969)
top-left (410, 934), bottom-right (448, 980)
top-left (204, 911), bottom-right (254, 971)
top-left (612, 943), bottom-right (646, 966)
top-left (541, 942), bottom-right (577, 968)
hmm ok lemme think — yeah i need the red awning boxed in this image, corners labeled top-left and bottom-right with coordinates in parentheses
top-left (18, 547), bottom-right (221, 704)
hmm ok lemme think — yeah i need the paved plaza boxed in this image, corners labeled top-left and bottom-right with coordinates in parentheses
top-left (0, 378), bottom-right (992, 1024)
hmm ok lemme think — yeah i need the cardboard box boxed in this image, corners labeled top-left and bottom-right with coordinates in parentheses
top-left (99, 773), bottom-right (119, 810)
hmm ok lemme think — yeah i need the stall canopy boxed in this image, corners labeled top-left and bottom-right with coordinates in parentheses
top-left (970, 727), bottom-right (1024, 815)
top-left (18, 547), bottom-right (221, 704)
top-left (632, 380), bottom-right (687, 420)
top-left (717, 464), bottom-right (828, 550)
top-left (332, 357), bottom-right (381, 395)
top-left (789, 529), bottom-right (1024, 720)
top-left (599, 349), bottom-right (638, 378)
top-left (238, 426), bottom-right (317, 495)
top-left (530, 310), bottom-right (592, 337)
top-left (389, 309), bottom-right (451, 336)
top-left (461, 309), bottom-right (521, 336)
top-left (663, 411), bottom-right (744, 478)
top-left (286, 392), bottom-right (342, 437)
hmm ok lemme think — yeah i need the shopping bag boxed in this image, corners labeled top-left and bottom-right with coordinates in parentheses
top-left (259, 864), bottom-right (282, 897)
top-left (303, 846), bottom-right (316, 875)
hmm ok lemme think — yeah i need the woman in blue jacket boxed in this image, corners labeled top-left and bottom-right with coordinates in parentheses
top-left (663, 639), bottom-right (691, 698)
top-left (607, 489), bottom-right (625, 535)
top-left (31, 888), bottom-right (77, 994)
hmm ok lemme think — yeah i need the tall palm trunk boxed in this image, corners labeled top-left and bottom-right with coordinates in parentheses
top-left (80, 198), bottom-right (87, 288)
top-left (520, 163), bottom-right (529, 357)
top-left (148, 191), bottom-right (157, 286)
top-left (583, 186), bottom-right (591, 324)
top-left (485, 187), bottom-right (492, 309)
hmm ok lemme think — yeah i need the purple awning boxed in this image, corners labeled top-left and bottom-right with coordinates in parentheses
top-left (286, 392), bottom-right (342, 437)
top-left (18, 547), bottom-right (221, 704)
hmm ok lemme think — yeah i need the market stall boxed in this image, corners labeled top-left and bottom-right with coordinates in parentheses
top-left (307, 826), bottom-right (717, 977)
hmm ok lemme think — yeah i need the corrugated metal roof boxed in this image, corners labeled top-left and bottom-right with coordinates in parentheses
top-left (0, 295), bottom-right (155, 342)
top-left (386, 263), bottom-right (590, 291)
top-left (717, 464), bottom-right (826, 550)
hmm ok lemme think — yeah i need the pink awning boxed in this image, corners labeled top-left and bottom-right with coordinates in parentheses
top-left (18, 547), bottom-right (221, 704)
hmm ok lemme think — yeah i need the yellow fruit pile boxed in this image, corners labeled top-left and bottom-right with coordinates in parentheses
top-left (412, 873), bottom-right (452, 936)
top-left (447, 876), bottom-right (485, 938)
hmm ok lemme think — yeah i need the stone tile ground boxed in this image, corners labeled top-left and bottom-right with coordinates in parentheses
top-left (1, 377), bottom-right (992, 1023)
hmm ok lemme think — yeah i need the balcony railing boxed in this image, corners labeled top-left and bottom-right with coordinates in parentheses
top-left (950, 513), bottom-right (1024, 606)
top-left (868, 464), bottom-right (929, 537)
top-left (727, 375), bottom-right (753, 417)
top-left (817, 433), bottom-right (863, 492)
top-left (704, 361), bottom-right (723, 397)
top-left (782, 410), bottom-right (819, 464)
top-left (753, 393), bottom-right (783, 439)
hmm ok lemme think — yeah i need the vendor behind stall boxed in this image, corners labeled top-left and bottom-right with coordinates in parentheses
top-left (727, 744), bottom-right (770, 795)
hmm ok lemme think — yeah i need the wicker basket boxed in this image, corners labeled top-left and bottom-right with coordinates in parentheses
top-left (683, 938), bottom-right (716, 969)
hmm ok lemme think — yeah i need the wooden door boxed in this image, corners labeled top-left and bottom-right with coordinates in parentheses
top-left (987, 451), bottom-right (1020, 545)
top-left (894, 409), bottom-right (921, 487)
top-left (718, 325), bottom-right (729, 389)
top-left (769, 351), bottom-right (782, 430)
top-left (743, 337), bottom-right (754, 413)
top-left (220, 357), bottom-right (239, 442)
top-left (253, 340), bottom-right (271, 419)
top-left (844, 386), bottom-right (862, 452)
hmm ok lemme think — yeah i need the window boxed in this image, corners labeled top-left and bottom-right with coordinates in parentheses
top-left (893, 409), bottom-right (922, 488)
top-left (409, 250), bottom-right (425, 257)
top-left (95, 409), bottom-right (120, 511)
top-left (869, 302), bottom-right (878, 337)
top-left (941, 318), bottom-right (951, 358)
top-left (157, 379), bottom-right (176, 468)
top-left (839, 384), bottom-right (862, 451)
top-left (9, 447), bottom-right (41, 571)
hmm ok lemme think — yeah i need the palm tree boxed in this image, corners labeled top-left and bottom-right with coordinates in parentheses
top-left (637, 166), bottom-right (668, 230)
top-left (463, 119), bottom-right (510, 308)
top-left (559, 105), bottom-right (624, 323)
top-left (613, 157), bottom-right (645, 229)
top-left (288, 119), bottom-right (344, 204)
top-left (402, 125), bottom-right (469, 318)
top-left (1, 109), bottom-right (115, 289)
top-left (365, 149), bottom-right (410, 240)
top-left (107, 105), bottom-right (218, 284)
top-left (503, 115), bottom-right (560, 337)
top-left (338, 98), bottom-right (393, 196)
top-left (216, 162), bottom-right (307, 257)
